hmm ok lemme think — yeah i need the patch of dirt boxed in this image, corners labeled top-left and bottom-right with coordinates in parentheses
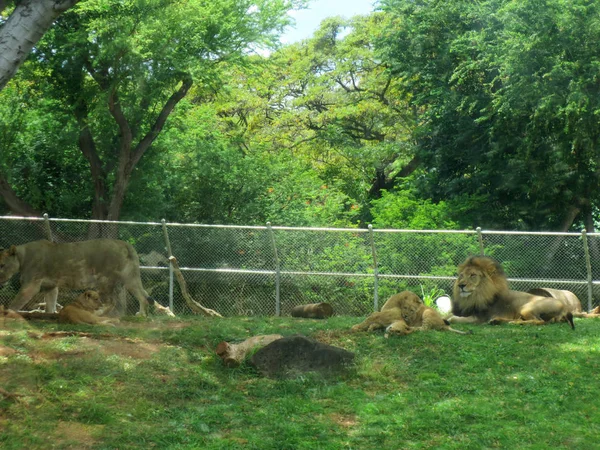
top-left (329, 413), bottom-right (358, 428)
top-left (53, 421), bottom-right (103, 449)
top-left (29, 337), bottom-right (165, 362)
top-left (91, 339), bottom-right (163, 359)
top-left (0, 346), bottom-right (18, 357)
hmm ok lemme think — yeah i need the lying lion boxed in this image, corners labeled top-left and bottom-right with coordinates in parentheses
top-left (449, 256), bottom-right (576, 328)
top-left (350, 291), bottom-right (416, 332)
top-left (58, 291), bottom-right (119, 326)
top-left (385, 292), bottom-right (471, 337)
top-left (352, 291), bottom-right (468, 336)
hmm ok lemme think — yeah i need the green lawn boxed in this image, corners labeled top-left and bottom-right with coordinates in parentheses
top-left (1, 315), bottom-right (599, 449)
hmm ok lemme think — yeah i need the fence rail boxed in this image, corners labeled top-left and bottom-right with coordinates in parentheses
top-left (1, 215), bottom-right (598, 316)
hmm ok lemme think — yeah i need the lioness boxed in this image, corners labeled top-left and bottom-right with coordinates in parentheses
top-left (58, 290), bottom-right (119, 326)
top-left (291, 302), bottom-right (334, 319)
top-left (353, 291), bottom-right (468, 335)
top-left (385, 292), bottom-right (471, 337)
top-left (0, 239), bottom-right (157, 316)
top-left (449, 256), bottom-right (575, 328)
top-left (351, 291), bottom-right (418, 332)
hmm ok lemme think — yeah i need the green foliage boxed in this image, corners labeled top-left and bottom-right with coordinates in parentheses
top-left (371, 189), bottom-right (459, 230)
top-left (377, 0), bottom-right (600, 231)
top-left (420, 285), bottom-right (446, 308)
top-left (1, 0), bottom-right (301, 221)
top-left (5, 0), bottom-right (600, 231)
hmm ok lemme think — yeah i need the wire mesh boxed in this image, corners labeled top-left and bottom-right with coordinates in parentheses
top-left (0, 217), bottom-right (598, 316)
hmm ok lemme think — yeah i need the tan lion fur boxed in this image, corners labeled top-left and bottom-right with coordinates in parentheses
top-left (450, 256), bottom-right (575, 328)
top-left (351, 291), bottom-right (420, 331)
top-left (384, 291), bottom-right (470, 337)
top-left (384, 319), bottom-right (412, 336)
top-left (58, 291), bottom-right (119, 326)
top-left (0, 239), bottom-right (157, 316)
top-left (353, 290), bottom-right (469, 336)
top-left (351, 308), bottom-right (404, 332)
top-left (386, 295), bottom-right (470, 334)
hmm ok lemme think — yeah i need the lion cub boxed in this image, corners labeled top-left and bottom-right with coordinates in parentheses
top-left (385, 293), bottom-right (471, 337)
top-left (351, 291), bottom-right (420, 332)
top-left (58, 290), bottom-right (119, 326)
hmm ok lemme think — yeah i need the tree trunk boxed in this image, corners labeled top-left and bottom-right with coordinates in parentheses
top-left (543, 204), bottom-right (581, 275)
top-left (216, 335), bottom-right (283, 367)
top-left (103, 75), bottom-right (193, 226)
top-left (0, 0), bottom-right (80, 91)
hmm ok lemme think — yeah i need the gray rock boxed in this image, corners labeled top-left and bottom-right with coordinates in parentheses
top-left (250, 335), bottom-right (355, 378)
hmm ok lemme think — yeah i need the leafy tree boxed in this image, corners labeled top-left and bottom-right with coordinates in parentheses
top-left (0, 0), bottom-right (301, 230)
top-left (370, 189), bottom-right (459, 230)
top-left (213, 14), bottom-right (419, 226)
top-left (377, 0), bottom-right (600, 231)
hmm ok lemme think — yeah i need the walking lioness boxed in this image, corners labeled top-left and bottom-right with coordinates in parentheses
top-left (0, 239), bottom-right (158, 316)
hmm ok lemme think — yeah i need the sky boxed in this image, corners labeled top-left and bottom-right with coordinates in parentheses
top-left (280, 0), bottom-right (378, 44)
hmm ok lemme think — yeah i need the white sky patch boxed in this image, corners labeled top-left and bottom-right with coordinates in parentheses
top-left (280, 0), bottom-right (377, 44)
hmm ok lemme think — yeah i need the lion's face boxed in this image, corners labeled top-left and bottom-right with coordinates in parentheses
top-left (452, 256), bottom-right (509, 316)
top-left (74, 290), bottom-right (102, 311)
top-left (385, 319), bottom-right (412, 337)
top-left (454, 266), bottom-right (487, 298)
top-left (0, 246), bottom-right (20, 286)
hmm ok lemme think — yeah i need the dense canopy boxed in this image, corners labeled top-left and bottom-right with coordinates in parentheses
top-left (1, 0), bottom-right (599, 232)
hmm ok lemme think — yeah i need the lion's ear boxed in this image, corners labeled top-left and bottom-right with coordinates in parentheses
top-left (9, 245), bottom-right (17, 256)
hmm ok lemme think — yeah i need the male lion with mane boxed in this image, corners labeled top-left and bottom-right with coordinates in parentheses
top-left (448, 256), bottom-right (576, 328)
top-left (0, 239), bottom-right (163, 316)
top-left (58, 290), bottom-right (119, 326)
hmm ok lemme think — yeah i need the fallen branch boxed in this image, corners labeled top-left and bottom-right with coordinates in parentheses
top-left (0, 387), bottom-right (23, 400)
top-left (14, 311), bottom-right (59, 321)
top-left (169, 256), bottom-right (222, 317)
top-left (216, 334), bottom-right (283, 367)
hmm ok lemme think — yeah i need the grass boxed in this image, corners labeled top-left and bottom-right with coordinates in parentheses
top-left (1, 315), bottom-right (600, 449)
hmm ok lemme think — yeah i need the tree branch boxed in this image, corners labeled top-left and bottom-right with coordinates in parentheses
top-left (0, 171), bottom-right (42, 216)
top-left (130, 74), bottom-right (193, 167)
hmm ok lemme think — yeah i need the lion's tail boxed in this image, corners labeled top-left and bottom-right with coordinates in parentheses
top-left (566, 312), bottom-right (575, 330)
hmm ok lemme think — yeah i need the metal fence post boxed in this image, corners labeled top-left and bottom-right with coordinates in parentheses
top-left (581, 229), bottom-right (594, 311)
top-left (267, 222), bottom-right (281, 316)
top-left (476, 227), bottom-right (484, 256)
top-left (43, 213), bottom-right (53, 241)
top-left (161, 219), bottom-right (174, 312)
top-left (368, 224), bottom-right (379, 312)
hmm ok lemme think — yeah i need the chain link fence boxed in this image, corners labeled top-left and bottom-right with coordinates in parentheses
top-left (0, 215), bottom-right (598, 316)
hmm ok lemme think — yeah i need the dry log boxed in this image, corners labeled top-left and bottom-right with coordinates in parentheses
top-left (216, 334), bottom-right (283, 367)
top-left (13, 311), bottom-right (59, 321)
top-left (168, 256), bottom-right (222, 317)
top-left (291, 302), bottom-right (334, 319)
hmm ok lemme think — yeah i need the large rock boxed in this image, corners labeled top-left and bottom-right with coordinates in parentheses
top-left (250, 335), bottom-right (355, 378)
